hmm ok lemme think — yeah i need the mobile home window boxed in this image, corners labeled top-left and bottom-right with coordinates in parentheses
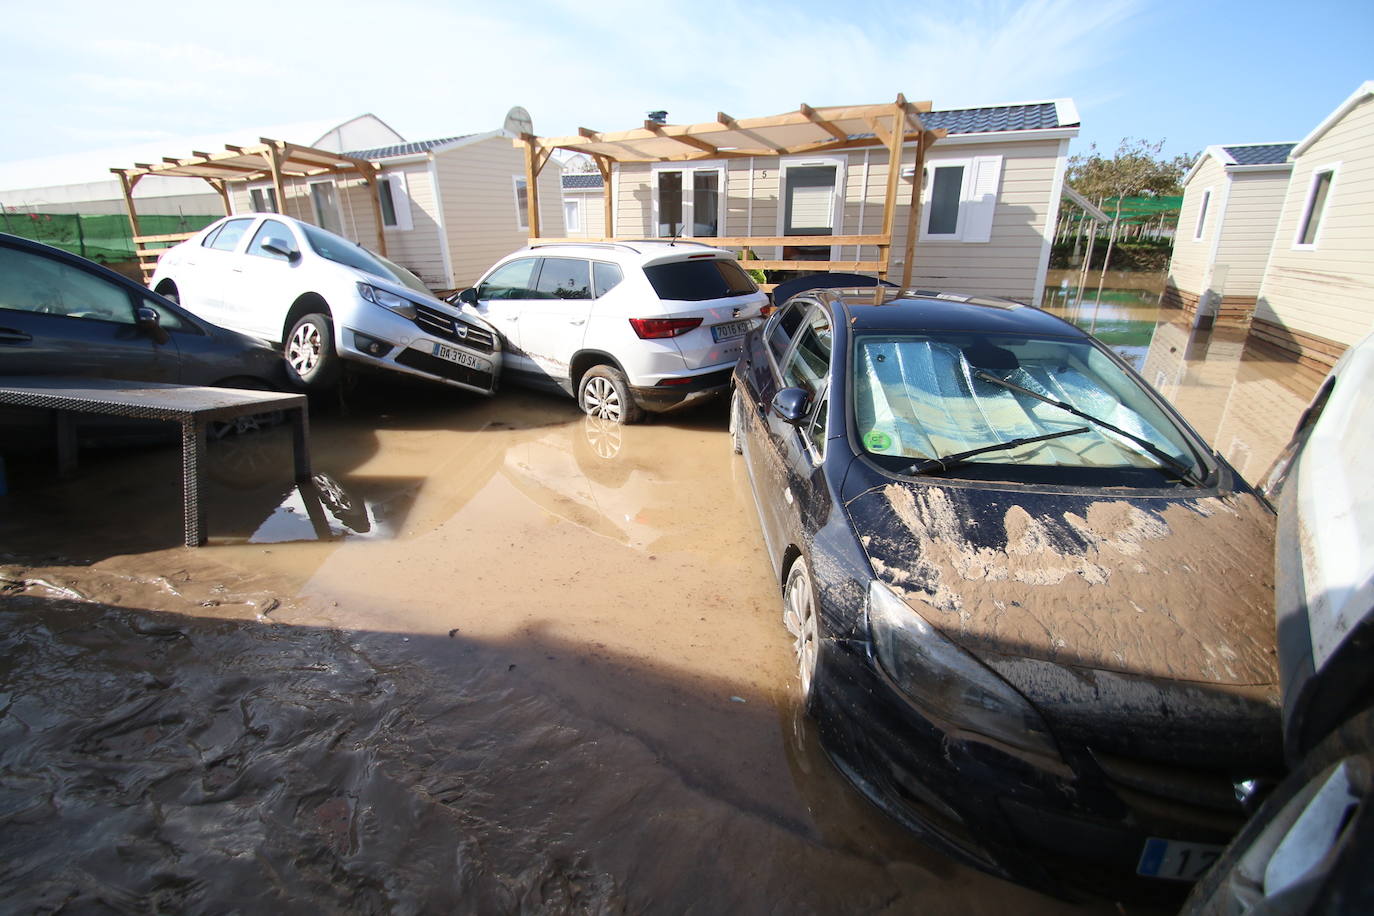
top-left (654, 166), bottom-right (722, 238)
top-left (249, 186), bottom-right (278, 213)
top-left (378, 179), bottom-right (398, 226)
top-left (1193, 189), bottom-right (1212, 241)
top-left (783, 166), bottom-right (837, 236)
top-left (564, 199), bottom-right (581, 233)
top-left (514, 177), bottom-right (529, 231)
top-left (310, 181), bottom-right (342, 235)
top-left (1296, 168), bottom-right (1335, 247)
top-left (926, 165), bottom-right (965, 236)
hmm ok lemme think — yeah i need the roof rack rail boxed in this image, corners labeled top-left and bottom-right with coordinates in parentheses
top-left (527, 241), bottom-right (643, 254)
top-left (619, 239), bottom-right (718, 249)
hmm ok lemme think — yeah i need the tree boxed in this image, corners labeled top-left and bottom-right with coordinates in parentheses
top-left (1066, 138), bottom-right (1197, 275)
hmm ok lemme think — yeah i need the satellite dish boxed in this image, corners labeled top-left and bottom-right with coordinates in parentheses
top-left (504, 106), bottom-right (534, 137)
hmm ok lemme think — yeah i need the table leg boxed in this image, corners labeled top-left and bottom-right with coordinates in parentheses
top-left (181, 418), bottom-right (208, 547)
top-left (290, 405), bottom-right (312, 482)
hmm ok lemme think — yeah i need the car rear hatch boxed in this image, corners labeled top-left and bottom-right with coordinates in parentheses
top-left (639, 253), bottom-right (767, 371)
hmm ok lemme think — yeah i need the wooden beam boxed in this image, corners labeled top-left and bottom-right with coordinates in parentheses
top-left (878, 106), bottom-right (905, 282)
top-left (578, 127), bottom-right (602, 140)
top-left (800, 103), bottom-right (848, 141)
top-left (900, 130), bottom-right (936, 291)
top-left (358, 162), bottom-right (388, 257)
top-left (266, 144), bottom-right (287, 226)
top-left (645, 121), bottom-right (720, 155)
top-left (115, 170), bottom-right (143, 255)
top-left (202, 177), bottom-right (232, 215)
top-left (224, 144), bottom-right (245, 153)
top-left (521, 135), bottom-right (541, 238)
top-left (736, 259), bottom-right (884, 272)
top-left (592, 154), bottom-right (614, 238)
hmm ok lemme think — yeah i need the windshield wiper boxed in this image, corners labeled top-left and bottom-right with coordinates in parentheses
top-left (906, 427), bottom-right (1090, 475)
top-left (972, 370), bottom-right (1205, 486)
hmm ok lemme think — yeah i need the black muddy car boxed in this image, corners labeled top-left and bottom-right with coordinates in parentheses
top-left (729, 287), bottom-right (1283, 898)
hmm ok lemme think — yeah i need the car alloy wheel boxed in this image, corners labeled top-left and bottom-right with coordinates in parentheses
top-left (783, 557), bottom-right (821, 703)
top-left (284, 313), bottom-right (340, 389)
top-left (578, 365), bottom-right (643, 424)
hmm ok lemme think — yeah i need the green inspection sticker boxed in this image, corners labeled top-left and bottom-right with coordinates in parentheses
top-left (864, 430), bottom-right (893, 451)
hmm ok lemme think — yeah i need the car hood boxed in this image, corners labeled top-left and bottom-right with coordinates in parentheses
top-left (350, 268), bottom-right (496, 333)
top-left (844, 478), bottom-right (1279, 688)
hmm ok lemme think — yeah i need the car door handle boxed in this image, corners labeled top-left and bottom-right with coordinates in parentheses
top-left (783, 487), bottom-right (794, 505)
top-left (231, 267), bottom-right (243, 273)
top-left (568, 318), bottom-right (586, 326)
top-left (0, 328), bottom-right (33, 344)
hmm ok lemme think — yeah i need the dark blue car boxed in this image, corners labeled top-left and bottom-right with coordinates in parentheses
top-left (731, 286), bottom-right (1283, 899)
top-left (1, 233), bottom-right (284, 388)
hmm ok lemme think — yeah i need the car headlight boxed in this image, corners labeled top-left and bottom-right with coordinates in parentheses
top-left (357, 282), bottom-right (416, 319)
top-left (867, 578), bottom-right (1061, 760)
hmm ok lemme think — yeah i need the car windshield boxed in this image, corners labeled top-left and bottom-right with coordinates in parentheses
top-left (299, 223), bottom-right (431, 296)
top-left (852, 332), bottom-right (1203, 479)
top-left (643, 258), bottom-right (757, 301)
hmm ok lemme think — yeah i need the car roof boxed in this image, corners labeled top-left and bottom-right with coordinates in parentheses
top-left (517, 240), bottom-right (735, 263)
top-left (796, 286), bottom-right (1090, 338)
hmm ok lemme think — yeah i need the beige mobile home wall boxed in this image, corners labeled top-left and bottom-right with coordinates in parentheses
top-left (561, 191), bottom-right (606, 238)
top-left (376, 162), bottom-right (447, 288)
top-left (1213, 170), bottom-right (1290, 298)
top-left (612, 136), bottom-right (1065, 303)
top-left (1253, 94), bottom-right (1374, 369)
top-left (227, 176), bottom-right (383, 253)
top-left (435, 136), bottom-right (564, 289)
top-left (1163, 156), bottom-right (1226, 314)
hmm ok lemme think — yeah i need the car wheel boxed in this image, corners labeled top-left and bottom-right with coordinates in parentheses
top-left (783, 556), bottom-right (822, 708)
top-left (729, 389), bottom-right (744, 455)
top-left (284, 313), bottom-right (340, 389)
top-left (578, 365), bottom-right (643, 424)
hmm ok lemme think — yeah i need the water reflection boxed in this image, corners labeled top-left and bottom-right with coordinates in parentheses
top-left (1041, 269), bottom-right (1322, 484)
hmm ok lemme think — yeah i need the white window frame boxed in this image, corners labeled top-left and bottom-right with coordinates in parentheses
top-left (309, 179), bottom-right (343, 235)
top-left (377, 170), bottom-right (413, 232)
top-left (1292, 163), bottom-right (1338, 251)
top-left (776, 155), bottom-right (847, 260)
top-left (917, 155), bottom-right (1003, 243)
top-left (247, 183), bottom-right (278, 214)
top-left (513, 176), bottom-right (529, 231)
top-left (650, 162), bottom-right (726, 238)
top-left (563, 197), bottom-right (582, 233)
top-left (1193, 188), bottom-right (1213, 241)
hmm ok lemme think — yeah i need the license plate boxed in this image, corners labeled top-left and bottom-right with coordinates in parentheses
top-left (1136, 837), bottom-right (1223, 881)
top-left (711, 319), bottom-right (753, 342)
top-left (432, 342), bottom-right (489, 372)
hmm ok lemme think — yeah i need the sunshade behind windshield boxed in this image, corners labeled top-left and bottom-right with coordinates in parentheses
top-left (853, 334), bottom-right (1199, 474)
top-left (300, 223), bottom-right (431, 295)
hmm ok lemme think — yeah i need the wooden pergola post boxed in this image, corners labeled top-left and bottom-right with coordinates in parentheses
top-left (114, 170), bottom-right (143, 240)
top-left (202, 177), bottom-right (232, 215)
top-left (522, 135), bottom-right (542, 239)
top-left (900, 130), bottom-right (935, 291)
top-left (266, 144), bottom-right (287, 220)
top-left (877, 99), bottom-right (906, 282)
top-left (593, 154), bottom-right (614, 238)
top-left (356, 162), bottom-right (389, 257)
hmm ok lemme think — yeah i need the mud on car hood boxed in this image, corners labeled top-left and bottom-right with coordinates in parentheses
top-left (845, 480), bottom-right (1279, 688)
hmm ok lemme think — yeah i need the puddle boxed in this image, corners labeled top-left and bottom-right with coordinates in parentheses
top-left (0, 387), bottom-right (1105, 913)
top-left (1042, 269), bottom-right (1323, 483)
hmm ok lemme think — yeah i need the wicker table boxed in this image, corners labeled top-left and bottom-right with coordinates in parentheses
top-left (0, 376), bottom-right (310, 547)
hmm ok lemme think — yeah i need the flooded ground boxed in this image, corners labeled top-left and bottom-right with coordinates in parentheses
top-left (1042, 269), bottom-right (1323, 484)
top-left (0, 277), bottom-right (1323, 913)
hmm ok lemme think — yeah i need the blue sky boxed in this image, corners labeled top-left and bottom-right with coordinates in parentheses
top-left (2, 0), bottom-right (1370, 169)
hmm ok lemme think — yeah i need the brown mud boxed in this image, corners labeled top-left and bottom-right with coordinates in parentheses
top-left (0, 387), bottom-right (1103, 914)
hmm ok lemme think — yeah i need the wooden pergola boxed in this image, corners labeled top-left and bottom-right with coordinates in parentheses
top-left (112, 139), bottom-right (386, 279)
top-left (516, 95), bottom-right (946, 288)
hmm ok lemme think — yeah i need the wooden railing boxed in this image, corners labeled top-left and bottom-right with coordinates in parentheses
top-left (133, 232), bottom-right (196, 281)
top-left (526, 234), bottom-right (891, 277)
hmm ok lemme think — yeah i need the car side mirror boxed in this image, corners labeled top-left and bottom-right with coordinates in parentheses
top-left (771, 387), bottom-right (811, 426)
top-left (262, 237), bottom-right (300, 261)
top-left (455, 287), bottom-right (479, 306)
top-left (136, 305), bottom-right (171, 345)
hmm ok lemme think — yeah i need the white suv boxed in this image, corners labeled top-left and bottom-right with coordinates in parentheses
top-left (150, 214), bottom-right (500, 394)
top-left (454, 241), bottom-right (767, 422)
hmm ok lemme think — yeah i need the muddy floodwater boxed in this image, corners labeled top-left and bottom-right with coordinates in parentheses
top-left (0, 281), bottom-right (1319, 913)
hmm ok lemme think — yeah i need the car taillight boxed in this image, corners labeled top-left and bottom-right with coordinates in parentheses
top-left (760, 304), bottom-right (776, 317)
top-left (629, 317), bottom-right (703, 339)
